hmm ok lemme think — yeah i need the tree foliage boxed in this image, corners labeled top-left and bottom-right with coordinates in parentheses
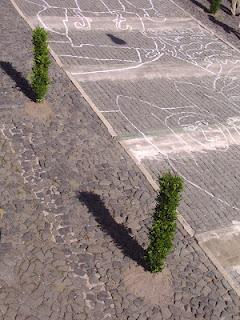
top-left (145, 173), bottom-right (183, 273)
top-left (210, 0), bottom-right (222, 14)
top-left (31, 27), bottom-right (50, 102)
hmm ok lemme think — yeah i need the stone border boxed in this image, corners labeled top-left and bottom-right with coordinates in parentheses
top-left (10, 0), bottom-right (118, 139)
top-left (9, 0), bottom-right (240, 298)
top-left (119, 140), bottom-right (196, 238)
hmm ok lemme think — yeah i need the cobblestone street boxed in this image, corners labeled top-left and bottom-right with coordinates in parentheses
top-left (0, 0), bottom-right (240, 319)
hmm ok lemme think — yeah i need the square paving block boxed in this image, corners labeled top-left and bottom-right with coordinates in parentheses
top-left (197, 224), bottom-right (240, 296)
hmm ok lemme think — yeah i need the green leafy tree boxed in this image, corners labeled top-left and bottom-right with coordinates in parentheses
top-left (210, 0), bottom-right (222, 14)
top-left (31, 27), bottom-right (50, 102)
top-left (145, 173), bottom-right (183, 273)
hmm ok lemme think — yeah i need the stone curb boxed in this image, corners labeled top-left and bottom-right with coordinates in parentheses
top-left (119, 140), bottom-right (196, 238)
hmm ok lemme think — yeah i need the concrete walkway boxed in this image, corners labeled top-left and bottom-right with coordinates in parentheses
top-left (0, 0), bottom-right (240, 319)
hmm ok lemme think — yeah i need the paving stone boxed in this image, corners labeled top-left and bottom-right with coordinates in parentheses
top-left (1, 1), bottom-right (240, 319)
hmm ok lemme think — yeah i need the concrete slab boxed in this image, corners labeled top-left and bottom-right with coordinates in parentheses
top-left (197, 224), bottom-right (240, 295)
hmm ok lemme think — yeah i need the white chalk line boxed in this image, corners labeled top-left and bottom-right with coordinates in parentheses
top-left (113, 94), bottom-right (240, 211)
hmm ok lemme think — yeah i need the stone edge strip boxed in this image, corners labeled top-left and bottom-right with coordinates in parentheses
top-left (119, 140), bottom-right (196, 238)
top-left (9, 0), bottom-right (240, 297)
top-left (10, 0), bottom-right (118, 139)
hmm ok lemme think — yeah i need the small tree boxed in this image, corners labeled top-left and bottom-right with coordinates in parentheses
top-left (31, 27), bottom-right (50, 102)
top-left (210, 0), bottom-right (222, 14)
top-left (145, 173), bottom-right (183, 273)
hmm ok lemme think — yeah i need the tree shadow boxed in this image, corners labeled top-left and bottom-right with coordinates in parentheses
top-left (188, 0), bottom-right (233, 15)
top-left (106, 33), bottom-right (127, 45)
top-left (220, 4), bottom-right (232, 15)
top-left (188, 0), bottom-right (210, 12)
top-left (77, 191), bottom-right (147, 270)
top-left (0, 61), bottom-right (35, 101)
top-left (208, 14), bottom-right (240, 39)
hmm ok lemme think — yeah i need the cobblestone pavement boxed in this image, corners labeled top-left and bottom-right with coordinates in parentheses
top-left (175, 0), bottom-right (240, 50)
top-left (11, 0), bottom-right (240, 231)
top-left (10, 0), bottom-right (240, 292)
top-left (0, 0), bottom-right (240, 319)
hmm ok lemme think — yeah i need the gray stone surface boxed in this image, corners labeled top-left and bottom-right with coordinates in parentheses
top-left (175, 0), bottom-right (240, 50)
top-left (11, 0), bottom-right (240, 238)
top-left (0, 0), bottom-right (240, 319)
top-left (197, 224), bottom-right (240, 295)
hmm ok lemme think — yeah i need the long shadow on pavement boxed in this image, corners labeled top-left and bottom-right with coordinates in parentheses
top-left (0, 61), bottom-right (35, 101)
top-left (188, 0), bottom-right (210, 13)
top-left (78, 191), bottom-right (147, 270)
top-left (208, 14), bottom-right (240, 39)
top-left (188, 0), bottom-right (232, 14)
